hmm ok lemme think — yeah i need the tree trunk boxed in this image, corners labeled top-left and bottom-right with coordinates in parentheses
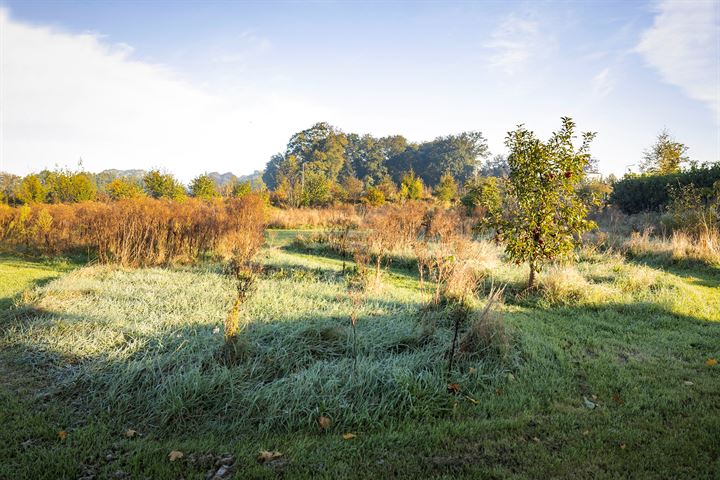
top-left (528, 261), bottom-right (536, 289)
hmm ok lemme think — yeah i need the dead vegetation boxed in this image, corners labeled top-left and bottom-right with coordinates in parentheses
top-left (0, 195), bottom-right (266, 266)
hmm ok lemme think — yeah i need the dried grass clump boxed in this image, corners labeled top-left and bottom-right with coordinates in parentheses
top-left (425, 239), bottom-right (484, 304)
top-left (614, 265), bottom-right (661, 294)
top-left (538, 265), bottom-right (593, 305)
top-left (621, 228), bottom-right (720, 266)
top-left (0, 195), bottom-right (266, 266)
top-left (458, 287), bottom-right (509, 361)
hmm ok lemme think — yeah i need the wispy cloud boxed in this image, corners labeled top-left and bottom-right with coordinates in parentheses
top-left (635, 0), bottom-right (720, 120)
top-left (211, 30), bottom-right (271, 65)
top-left (592, 67), bottom-right (615, 98)
top-left (484, 15), bottom-right (542, 73)
top-left (0, 9), bottom-right (328, 178)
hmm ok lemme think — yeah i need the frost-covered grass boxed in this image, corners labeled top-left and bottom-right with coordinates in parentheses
top-left (1, 234), bottom-right (719, 479)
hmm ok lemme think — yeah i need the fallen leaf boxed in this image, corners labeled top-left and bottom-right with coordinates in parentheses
top-left (683, 380), bottom-right (694, 386)
top-left (495, 388), bottom-right (503, 396)
top-left (612, 393), bottom-right (624, 406)
top-left (619, 443), bottom-right (626, 449)
top-left (124, 429), bottom-right (137, 438)
top-left (342, 433), bottom-right (357, 440)
top-left (447, 383), bottom-right (461, 394)
top-left (58, 431), bottom-right (68, 440)
top-left (168, 450), bottom-right (184, 462)
top-left (468, 367), bottom-right (477, 375)
top-left (507, 373), bottom-right (516, 382)
top-left (582, 430), bottom-right (590, 436)
top-left (212, 326), bottom-right (220, 334)
top-left (706, 358), bottom-right (717, 367)
top-left (257, 450), bottom-right (283, 463)
top-left (583, 396), bottom-right (597, 409)
top-left (532, 436), bottom-right (540, 443)
top-left (318, 416), bottom-right (331, 430)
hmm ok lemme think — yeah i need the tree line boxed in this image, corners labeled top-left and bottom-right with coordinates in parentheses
top-left (0, 168), bottom-right (266, 205)
top-left (1, 122), bottom-right (715, 214)
top-left (261, 122), bottom-right (497, 207)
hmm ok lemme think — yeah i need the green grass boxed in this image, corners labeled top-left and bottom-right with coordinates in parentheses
top-left (0, 254), bottom-right (79, 311)
top-left (1, 233), bottom-right (719, 479)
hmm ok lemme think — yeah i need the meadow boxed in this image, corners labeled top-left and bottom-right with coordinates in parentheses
top-left (1, 201), bottom-right (718, 478)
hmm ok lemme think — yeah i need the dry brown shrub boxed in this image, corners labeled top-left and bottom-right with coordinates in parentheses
top-left (267, 205), bottom-right (360, 229)
top-left (0, 195), bottom-right (266, 266)
top-left (356, 202), bottom-right (428, 281)
top-left (426, 207), bottom-right (464, 243)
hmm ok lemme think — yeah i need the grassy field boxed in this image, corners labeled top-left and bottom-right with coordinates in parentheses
top-left (1, 233), bottom-right (719, 479)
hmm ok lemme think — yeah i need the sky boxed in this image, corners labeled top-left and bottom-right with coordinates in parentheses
top-left (0, 0), bottom-right (718, 181)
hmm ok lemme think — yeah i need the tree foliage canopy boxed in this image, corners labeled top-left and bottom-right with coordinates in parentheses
top-left (190, 174), bottom-right (219, 200)
top-left (640, 130), bottom-right (688, 175)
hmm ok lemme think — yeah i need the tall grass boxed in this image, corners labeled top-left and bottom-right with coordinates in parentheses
top-left (267, 205), bottom-right (360, 229)
top-left (622, 228), bottom-right (720, 266)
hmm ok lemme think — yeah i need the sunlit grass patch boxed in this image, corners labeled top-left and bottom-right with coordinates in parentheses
top-left (1, 239), bottom-right (719, 479)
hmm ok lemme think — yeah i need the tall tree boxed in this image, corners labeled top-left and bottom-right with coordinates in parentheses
top-left (640, 129), bottom-right (688, 174)
top-left (262, 153), bottom-right (286, 190)
top-left (411, 132), bottom-right (490, 186)
top-left (286, 122), bottom-right (348, 181)
top-left (274, 155), bottom-right (303, 208)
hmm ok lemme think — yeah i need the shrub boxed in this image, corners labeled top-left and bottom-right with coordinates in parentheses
top-left (143, 170), bottom-right (186, 200)
top-left (399, 170), bottom-right (425, 200)
top-left (106, 178), bottom-right (145, 200)
top-left (16, 175), bottom-right (47, 204)
top-left (0, 195), bottom-right (266, 266)
top-left (462, 176), bottom-right (502, 222)
top-left (43, 171), bottom-right (97, 203)
top-left (661, 183), bottom-right (718, 236)
top-left (610, 163), bottom-right (720, 214)
top-left (190, 174), bottom-right (220, 199)
top-left (362, 186), bottom-right (385, 206)
top-left (434, 173), bottom-right (458, 202)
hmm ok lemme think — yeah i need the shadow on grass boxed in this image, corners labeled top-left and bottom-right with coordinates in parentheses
top-left (261, 262), bottom-right (347, 283)
top-left (281, 242), bottom-right (421, 279)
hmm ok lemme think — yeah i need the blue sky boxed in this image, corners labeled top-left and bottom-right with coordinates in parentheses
top-left (1, 0), bottom-right (718, 180)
